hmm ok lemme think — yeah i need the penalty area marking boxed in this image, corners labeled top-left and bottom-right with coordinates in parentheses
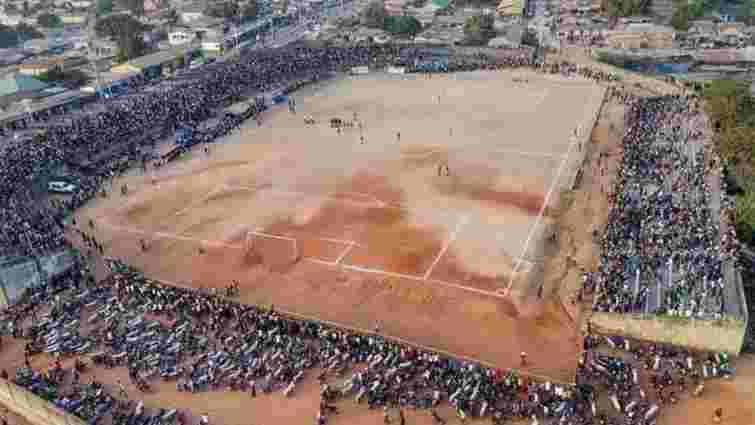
top-left (423, 214), bottom-right (470, 281)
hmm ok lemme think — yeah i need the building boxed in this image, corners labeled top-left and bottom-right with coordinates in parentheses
top-left (384, 0), bottom-right (410, 16)
top-left (168, 28), bottom-right (197, 46)
top-left (179, 3), bottom-right (206, 23)
top-left (606, 24), bottom-right (675, 49)
top-left (17, 55), bottom-right (88, 77)
top-left (110, 47), bottom-right (201, 79)
top-left (0, 72), bottom-right (52, 108)
top-left (0, 12), bottom-right (23, 26)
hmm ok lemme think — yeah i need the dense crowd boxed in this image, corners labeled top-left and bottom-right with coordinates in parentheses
top-left (0, 260), bottom-right (735, 425)
top-left (588, 95), bottom-right (738, 318)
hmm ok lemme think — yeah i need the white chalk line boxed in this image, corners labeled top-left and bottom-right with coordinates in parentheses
top-left (423, 214), bottom-right (470, 281)
top-left (334, 241), bottom-right (356, 265)
top-left (505, 88), bottom-right (606, 295)
top-left (147, 274), bottom-right (574, 385)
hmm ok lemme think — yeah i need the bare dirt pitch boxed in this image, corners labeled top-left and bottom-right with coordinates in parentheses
top-left (76, 70), bottom-right (605, 381)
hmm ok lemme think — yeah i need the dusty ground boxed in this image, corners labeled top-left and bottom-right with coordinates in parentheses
top-left (73, 70), bottom-right (605, 381)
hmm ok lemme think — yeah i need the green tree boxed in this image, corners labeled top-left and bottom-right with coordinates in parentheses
top-left (96, 14), bottom-right (146, 61)
top-left (735, 187), bottom-right (755, 243)
top-left (670, 0), bottom-right (690, 31)
top-left (737, 0), bottom-right (755, 17)
top-left (37, 13), bottom-right (63, 28)
top-left (384, 15), bottom-right (421, 36)
top-left (96, 0), bottom-right (114, 15)
top-left (361, 0), bottom-right (386, 29)
top-left (463, 14), bottom-right (494, 45)
top-left (605, 0), bottom-right (650, 16)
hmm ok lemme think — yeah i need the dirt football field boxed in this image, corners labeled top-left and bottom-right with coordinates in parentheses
top-left (75, 70), bottom-right (605, 381)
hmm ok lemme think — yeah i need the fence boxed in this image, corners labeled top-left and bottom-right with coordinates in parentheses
top-left (0, 378), bottom-right (85, 425)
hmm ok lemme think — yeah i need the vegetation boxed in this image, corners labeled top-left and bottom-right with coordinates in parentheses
top-left (361, 0), bottom-right (387, 29)
top-left (737, 0), bottom-right (755, 17)
top-left (463, 14), bottom-right (494, 45)
top-left (36, 68), bottom-right (91, 87)
top-left (95, 14), bottom-right (147, 62)
top-left (384, 15), bottom-right (421, 36)
top-left (37, 13), bottom-right (63, 28)
top-left (96, 0), bottom-right (114, 16)
top-left (670, 0), bottom-right (690, 31)
top-left (605, 0), bottom-right (650, 17)
top-left (704, 80), bottom-right (755, 244)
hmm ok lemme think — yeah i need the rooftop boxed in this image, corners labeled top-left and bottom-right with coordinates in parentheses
top-left (0, 73), bottom-right (51, 98)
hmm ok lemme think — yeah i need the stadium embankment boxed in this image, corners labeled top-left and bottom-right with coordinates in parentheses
top-left (0, 378), bottom-right (85, 425)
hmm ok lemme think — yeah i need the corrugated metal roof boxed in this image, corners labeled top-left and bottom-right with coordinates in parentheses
top-left (0, 73), bottom-right (50, 97)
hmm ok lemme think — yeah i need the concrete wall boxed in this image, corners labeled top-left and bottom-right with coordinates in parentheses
top-left (590, 311), bottom-right (747, 355)
top-left (0, 378), bottom-right (85, 425)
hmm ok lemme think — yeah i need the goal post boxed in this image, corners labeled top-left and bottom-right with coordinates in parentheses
top-left (244, 230), bottom-right (300, 268)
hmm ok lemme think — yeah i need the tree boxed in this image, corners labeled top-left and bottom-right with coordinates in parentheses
top-left (36, 68), bottom-right (91, 87)
top-left (384, 15), bottom-right (421, 36)
top-left (361, 0), bottom-right (386, 29)
top-left (96, 14), bottom-right (146, 61)
top-left (606, 0), bottom-right (650, 17)
top-left (37, 13), bottom-right (63, 28)
top-left (670, 0), bottom-right (689, 31)
top-left (737, 0), bottom-right (755, 17)
top-left (463, 14), bottom-right (494, 45)
top-left (735, 187), bottom-right (755, 244)
top-left (96, 0), bottom-right (114, 16)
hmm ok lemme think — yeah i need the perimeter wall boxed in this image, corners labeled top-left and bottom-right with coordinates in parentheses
top-left (0, 378), bottom-right (85, 425)
top-left (590, 266), bottom-right (748, 355)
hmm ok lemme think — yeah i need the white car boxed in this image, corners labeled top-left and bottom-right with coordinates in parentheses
top-left (48, 181), bottom-right (77, 194)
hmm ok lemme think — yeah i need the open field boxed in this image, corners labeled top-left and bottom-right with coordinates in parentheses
top-left (75, 70), bottom-right (604, 380)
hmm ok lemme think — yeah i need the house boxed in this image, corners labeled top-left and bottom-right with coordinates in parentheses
top-left (718, 22), bottom-right (744, 36)
top-left (606, 24), bottom-right (675, 49)
top-left (168, 28), bottom-right (196, 46)
top-left (0, 12), bottom-right (23, 26)
top-left (60, 14), bottom-right (87, 24)
top-left (17, 55), bottom-right (88, 76)
top-left (110, 46), bottom-right (199, 78)
top-left (0, 72), bottom-right (51, 108)
top-left (385, 0), bottom-right (411, 16)
top-left (497, 0), bottom-right (523, 16)
top-left (179, 3), bottom-right (206, 23)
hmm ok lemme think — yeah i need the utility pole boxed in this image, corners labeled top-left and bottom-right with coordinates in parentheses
top-left (87, 5), bottom-right (104, 98)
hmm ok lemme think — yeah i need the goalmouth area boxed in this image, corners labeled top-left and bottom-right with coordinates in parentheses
top-left (76, 70), bottom-right (605, 382)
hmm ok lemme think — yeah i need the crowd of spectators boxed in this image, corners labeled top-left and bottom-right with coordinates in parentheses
top-left (587, 95), bottom-right (738, 319)
top-left (0, 260), bottom-right (735, 425)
